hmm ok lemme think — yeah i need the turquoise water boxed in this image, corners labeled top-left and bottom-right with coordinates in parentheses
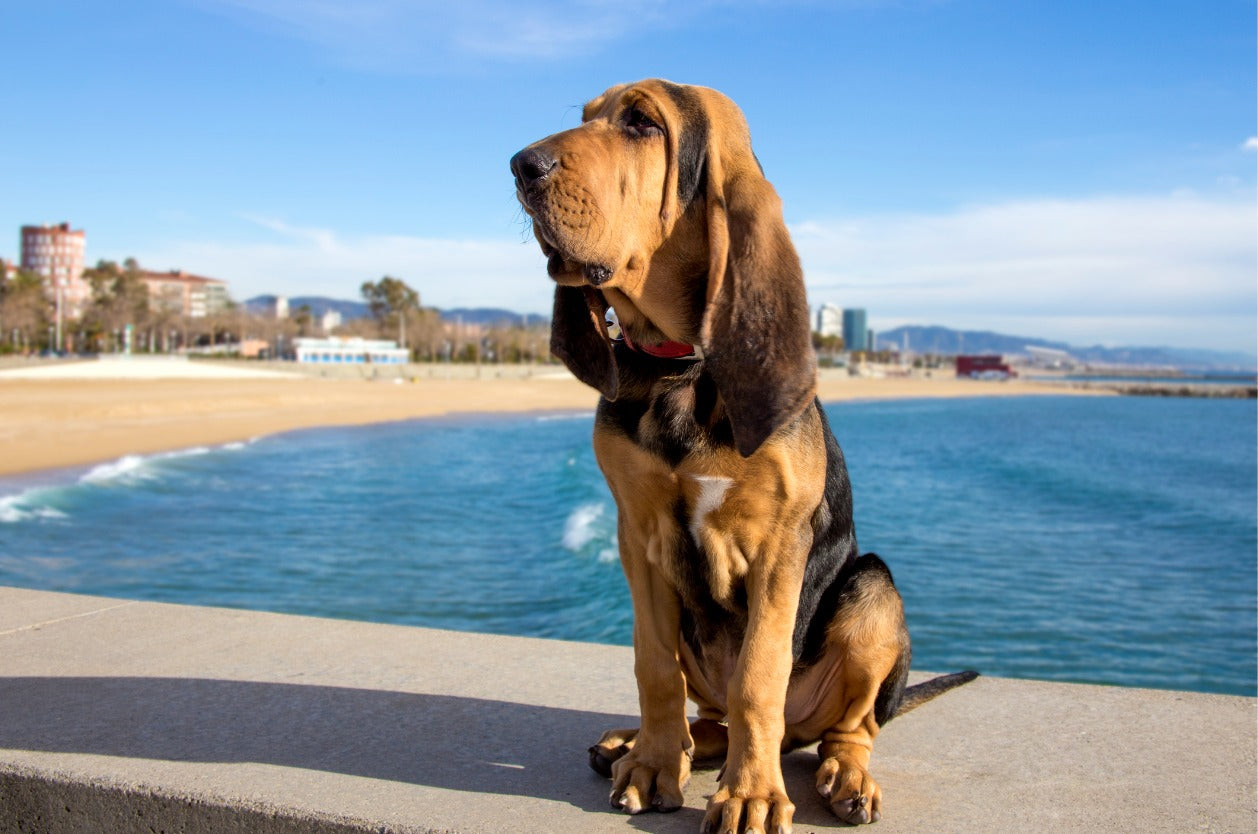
top-left (1, 396), bottom-right (1254, 696)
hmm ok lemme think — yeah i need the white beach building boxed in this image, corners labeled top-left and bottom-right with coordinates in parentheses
top-left (293, 337), bottom-right (409, 365)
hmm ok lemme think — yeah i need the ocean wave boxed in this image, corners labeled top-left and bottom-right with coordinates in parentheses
top-left (78, 445), bottom-right (227, 486)
top-left (562, 502), bottom-right (608, 551)
top-left (0, 492), bottom-right (68, 524)
top-left (0, 441), bottom-right (252, 524)
top-left (79, 455), bottom-right (152, 485)
top-left (222, 436), bottom-right (264, 451)
top-left (535, 412), bottom-right (596, 423)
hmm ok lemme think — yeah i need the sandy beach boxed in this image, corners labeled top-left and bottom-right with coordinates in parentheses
top-left (0, 358), bottom-right (1083, 478)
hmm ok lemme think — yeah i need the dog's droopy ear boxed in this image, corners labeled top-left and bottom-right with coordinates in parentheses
top-left (701, 130), bottom-right (816, 457)
top-left (551, 286), bottom-right (619, 401)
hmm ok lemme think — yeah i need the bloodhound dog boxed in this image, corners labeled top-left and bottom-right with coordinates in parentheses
top-left (511, 79), bottom-right (975, 832)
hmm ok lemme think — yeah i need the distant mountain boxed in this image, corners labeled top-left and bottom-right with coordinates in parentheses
top-left (237, 300), bottom-right (1252, 370)
top-left (244, 295), bottom-right (370, 320)
top-left (243, 297), bottom-right (547, 328)
top-left (877, 325), bottom-right (1067, 357)
top-left (878, 325), bottom-right (1257, 372)
top-left (439, 307), bottom-right (545, 327)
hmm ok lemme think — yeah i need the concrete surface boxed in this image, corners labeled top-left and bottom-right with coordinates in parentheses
top-left (0, 586), bottom-right (1253, 834)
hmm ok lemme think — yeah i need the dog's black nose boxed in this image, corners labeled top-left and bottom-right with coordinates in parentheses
top-left (511, 147), bottom-right (557, 189)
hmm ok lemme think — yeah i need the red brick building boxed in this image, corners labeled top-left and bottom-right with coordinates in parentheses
top-left (20, 222), bottom-right (89, 318)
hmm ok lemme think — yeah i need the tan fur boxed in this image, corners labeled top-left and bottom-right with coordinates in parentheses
top-left (514, 79), bottom-right (915, 831)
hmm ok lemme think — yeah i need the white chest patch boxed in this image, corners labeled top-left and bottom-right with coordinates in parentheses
top-left (688, 475), bottom-right (735, 544)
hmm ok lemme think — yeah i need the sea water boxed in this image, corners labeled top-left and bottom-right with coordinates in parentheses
top-left (0, 396), bottom-right (1253, 696)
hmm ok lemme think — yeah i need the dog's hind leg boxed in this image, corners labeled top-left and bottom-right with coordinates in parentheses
top-left (793, 554), bottom-right (910, 825)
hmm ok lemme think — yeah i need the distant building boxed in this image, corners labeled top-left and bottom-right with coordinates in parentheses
top-left (956, 355), bottom-right (1016, 379)
top-left (0, 259), bottom-right (16, 281)
top-left (135, 269), bottom-right (230, 318)
top-left (293, 337), bottom-right (409, 365)
top-left (320, 309), bottom-right (342, 333)
top-left (239, 339), bottom-right (271, 359)
top-left (20, 222), bottom-right (89, 317)
top-left (1025, 345), bottom-right (1076, 370)
top-left (842, 308), bottom-right (868, 354)
top-left (815, 303), bottom-right (843, 338)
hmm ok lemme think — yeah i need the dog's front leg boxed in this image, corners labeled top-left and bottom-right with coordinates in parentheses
top-left (702, 543), bottom-right (806, 834)
top-left (610, 546), bottom-right (694, 814)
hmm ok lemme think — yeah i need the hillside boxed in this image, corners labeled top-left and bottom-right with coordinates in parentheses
top-left (239, 297), bottom-right (1253, 370)
top-left (878, 325), bottom-right (1256, 371)
top-left (243, 297), bottom-right (544, 327)
top-left (244, 295), bottom-right (369, 320)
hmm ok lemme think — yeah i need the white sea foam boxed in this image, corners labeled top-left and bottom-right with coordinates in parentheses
top-left (78, 446), bottom-right (216, 486)
top-left (1, 441), bottom-right (253, 524)
top-left (79, 455), bottom-right (150, 485)
top-left (0, 495), bottom-right (31, 524)
top-left (0, 496), bottom-right (24, 524)
top-left (0, 492), bottom-right (68, 524)
top-left (562, 502), bottom-right (606, 551)
top-left (535, 411), bottom-right (596, 423)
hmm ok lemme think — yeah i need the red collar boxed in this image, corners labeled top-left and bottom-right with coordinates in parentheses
top-left (606, 306), bottom-right (702, 361)
top-left (622, 329), bottom-right (701, 360)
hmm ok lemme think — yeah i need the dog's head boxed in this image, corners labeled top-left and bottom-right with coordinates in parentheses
top-left (511, 79), bottom-right (815, 457)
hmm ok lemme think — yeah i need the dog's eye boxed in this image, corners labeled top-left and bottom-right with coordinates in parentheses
top-left (625, 107), bottom-right (663, 137)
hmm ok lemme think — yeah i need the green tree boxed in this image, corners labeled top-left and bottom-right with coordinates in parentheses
top-left (409, 307), bottom-right (445, 361)
top-left (81, 259), bottom-right (151, 353)
top-left (361, 275), bottom-right (421, 351)
top-left (812, 331), bottom-right (844, 366)
top-left (486, 319), bottom-right (551, 364)
top-left (293, 304), bottom-right (314, 338)
top-left (0, 270), bottom-right (51, 353)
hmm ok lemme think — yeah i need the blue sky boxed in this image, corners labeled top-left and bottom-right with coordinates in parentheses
top-left (4, 0), bottom-right (1255, 353)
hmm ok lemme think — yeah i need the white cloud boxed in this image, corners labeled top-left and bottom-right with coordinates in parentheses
top-left (193, 0), bottom-right (893, 70)
top-left (139, 191), bottom-right (1257, 354)
top-left (194, 0), bottom-right (682, 70)
top-left (792, 193), bottom-right (1257, 353)
top-left (138, 216), bottom-right (554, 314)
top-left (1244, 137), bottom-right (1258, 152)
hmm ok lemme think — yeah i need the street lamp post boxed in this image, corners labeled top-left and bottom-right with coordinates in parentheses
top-left (54, 278), bottom-right (65, 354)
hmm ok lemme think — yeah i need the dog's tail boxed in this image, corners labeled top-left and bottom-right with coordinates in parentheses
top-left (894, 670), bottom-right (979, 718)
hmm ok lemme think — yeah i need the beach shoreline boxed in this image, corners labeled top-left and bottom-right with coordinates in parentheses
top-left (0, 359), bottom-right (1093, 478)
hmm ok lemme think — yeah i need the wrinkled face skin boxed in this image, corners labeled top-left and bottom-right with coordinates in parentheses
top-left (510, 80), bottom-right (709, 333)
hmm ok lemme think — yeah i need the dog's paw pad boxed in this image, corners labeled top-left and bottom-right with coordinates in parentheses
top-left (817, 758), bottom-right (882, 825)
top-left (830, 792), bottom-right (880, 825)
top-left (588, 742), bottom-right (631, 778)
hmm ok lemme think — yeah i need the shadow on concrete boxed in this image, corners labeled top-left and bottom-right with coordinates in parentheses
top-left (0, 676), bottom-right (623, 802)
top-left (0, 676), bottom-right (855, 831)
top-left (1, 676), bottom-right (792, 830)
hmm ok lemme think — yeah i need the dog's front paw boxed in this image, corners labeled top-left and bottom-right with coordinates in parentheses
top-left (816, 756), bottom-right (882, 824)
top-left (701, 782), bottom-right (795, 834)
top-left (608, 742), bottom-right (691, 814)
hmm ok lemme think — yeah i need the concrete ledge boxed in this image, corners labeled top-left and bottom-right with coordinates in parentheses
top-left (0, 587), bottom-right (1253, 833)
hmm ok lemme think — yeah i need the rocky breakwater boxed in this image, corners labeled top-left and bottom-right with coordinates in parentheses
top-left (1070, 380), bottom-right (1256, 398)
